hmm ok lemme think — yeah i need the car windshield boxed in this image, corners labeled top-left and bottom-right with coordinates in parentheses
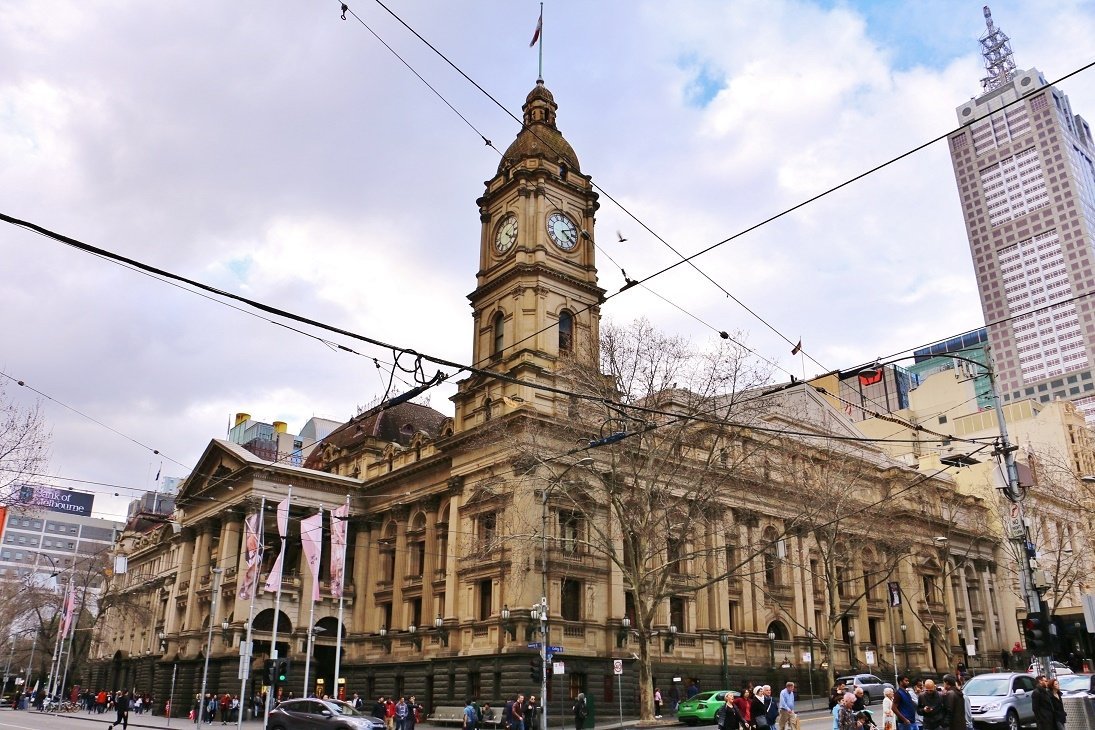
top-left (963, 677), bottom-right (1010, 697)
top-left (1058, 676), bottom-right (1089, 692)
top-left (328, 701), bottom-right (366, 717)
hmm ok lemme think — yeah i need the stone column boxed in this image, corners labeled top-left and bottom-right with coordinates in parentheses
top-left (957, 565), bottom-right (976, 657)
top-left (165, 528), bottom-right (195, 636)
top-left (980, 565), bottom-right (1002, 651)
top-left (422, 502), bottom-right (440, 623)
top-left (351, 524), bottom-right (372, 631)
top-left (216, 518), bottom-right (241, 629)
top-left (183, 524), bottom-right (212, 631)
top-left (790, 536), bottom-right (806, 639)
top-left (391, 509), bottom-right (408, 629)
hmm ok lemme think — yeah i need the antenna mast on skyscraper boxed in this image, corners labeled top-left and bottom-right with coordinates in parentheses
top-left (979, 5), bottom-right (1017, 91)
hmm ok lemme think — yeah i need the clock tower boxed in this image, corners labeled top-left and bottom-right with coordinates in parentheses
top-left (452, 81), bottom-right (604, 431)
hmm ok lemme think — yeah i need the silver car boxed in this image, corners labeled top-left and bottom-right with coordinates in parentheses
top-left (269, 699), bottom-right (387, 730)
top-left (964, 672), bottom-right (1036, 730)
top-left (834, 674), bottom-right (893, 705)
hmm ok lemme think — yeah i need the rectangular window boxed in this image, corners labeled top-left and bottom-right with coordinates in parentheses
top-left (559, 511), bottom-right (583, 554)
top-left (561, 579), bottom-right (581, 621)
top-left (669, 596), bottom-right (686, 632)
top-left (478, 579), bottom-right (493, 621)
top-left (408, 597), bottom-right (422, 629)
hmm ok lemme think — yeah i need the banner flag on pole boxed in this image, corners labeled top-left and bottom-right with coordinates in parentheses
top-left (60, 584), bottom-right (76, 637)
top-left (238, 511), bottom-right (264, 600)
top-left (300, 512), bottom-right (323, 602)
top-left (330, 502), bottom-right (348, 599)
top-left (264, 495), bottom-right (290, 593)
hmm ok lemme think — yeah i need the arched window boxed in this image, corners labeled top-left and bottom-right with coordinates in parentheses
top-left (558, 310), bottom-right (574, 353)
top-left (492, 312), bottom-right (505, 358)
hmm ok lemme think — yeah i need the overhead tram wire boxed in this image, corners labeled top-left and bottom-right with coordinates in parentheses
top-left (338, 0), bottom-right (939, 430)
top-left (353, 0), bottom-right (829, 375)
top-left (0, 212), bottom-right (992, 470)
top-left (333, 3), bottom-right (781, 383)
top-left (355, 0), bottom-right (1095, 380)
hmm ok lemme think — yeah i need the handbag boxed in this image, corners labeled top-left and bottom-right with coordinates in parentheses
top-left (755, 715), bottom-right (770, 729)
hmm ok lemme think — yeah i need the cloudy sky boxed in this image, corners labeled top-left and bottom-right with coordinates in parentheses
top-left (2, 0), bottom-right (1094, 521)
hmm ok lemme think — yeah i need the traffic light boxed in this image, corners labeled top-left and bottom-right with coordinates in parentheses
top-left (529, 658), bottom-right (540, 682)
top-left (276, 658), bottom-right (291, 686)
top-left (263, 659), bottom-right (275, 685)
top-left (1024, 611), bottom-right (1055, 655)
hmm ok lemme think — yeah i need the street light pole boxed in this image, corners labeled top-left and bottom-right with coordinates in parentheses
top-left (198, 568), bottom-right (224, 723)
top-left (767, 631), bottom-right (776, 668)
top-left (900, 623), bottom-right (908, 675)
top-left (847, 629), bottom-right (856, 670)
top-left (540, 457), bottom-right (592, 730)
top-left (718, 631), bottom-right (729, 688)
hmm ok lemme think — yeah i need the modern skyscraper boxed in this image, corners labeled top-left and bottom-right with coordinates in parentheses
top-left (949, 6), bottom-right (1095, 421)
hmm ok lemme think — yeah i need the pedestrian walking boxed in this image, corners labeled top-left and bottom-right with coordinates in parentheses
top-left (107, 690), bottom-right (131, 730)
top-left (654, 688), bottom-right (663, 719)
top-left (572, 693), bottom-right (587, 730)
top-left (778, 682), bottom-right (799, 730)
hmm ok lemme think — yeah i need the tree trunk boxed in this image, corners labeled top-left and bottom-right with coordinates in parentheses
top-left (637, 633), bottom-right (655, 722)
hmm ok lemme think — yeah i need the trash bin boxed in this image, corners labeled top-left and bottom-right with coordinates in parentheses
top-left (584, 693), bottom-right (595, 729)
top-left (1063, 696), bottom-right (1095, 730)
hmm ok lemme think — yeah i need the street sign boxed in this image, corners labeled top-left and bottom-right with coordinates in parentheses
top-left (865, 650), bottom-right (876, 666)
top-left (1082, 594), bottom-right (1095, 633)
top-left (802, 652), bottom-right (812, 664)
top-left (238, 654), bottom-right (250, 680)
top-left (553, 662), bottom-right (565, 675)
top-left (528, 642), bottom-right (542, 649)
top-left (548, 645), bottom-right (564, 653)
top-left (613, 659), bottom-right (623, 675)
top-left (1006, 503), bottom-right (1025, 539)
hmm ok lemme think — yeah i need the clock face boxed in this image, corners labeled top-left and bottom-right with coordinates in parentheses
top-left (547, 212), bottom-right (579, 251)
top-left (495, 214), bottom-right (518, 254)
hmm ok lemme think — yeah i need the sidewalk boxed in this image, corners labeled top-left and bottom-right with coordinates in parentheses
top-left (5, 705), bottom-right (835, 730)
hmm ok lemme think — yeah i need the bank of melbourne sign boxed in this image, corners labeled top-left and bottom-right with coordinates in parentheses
top-left (18, 486), bottom-right (95, 517)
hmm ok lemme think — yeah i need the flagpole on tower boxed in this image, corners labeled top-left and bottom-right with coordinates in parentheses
top-left (530, 3), bottom-right (543, 82)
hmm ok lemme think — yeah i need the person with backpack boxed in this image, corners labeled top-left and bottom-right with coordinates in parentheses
top-left (572, 693), bottom-right (588, 730)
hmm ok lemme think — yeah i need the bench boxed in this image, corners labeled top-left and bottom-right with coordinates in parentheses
top-left (429, 704), bottom-right (504, 727)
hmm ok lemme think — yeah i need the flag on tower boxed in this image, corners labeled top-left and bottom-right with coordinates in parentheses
top-left (529, 10), bottom-right (542, 47)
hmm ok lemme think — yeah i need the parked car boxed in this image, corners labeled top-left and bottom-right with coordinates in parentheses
top-left (677, 691), bottom-right (740, 725)
top-left (1057, 673), bottom-right (1095, 696)
top-left (1027, 660), bottom-right (1073, 675)
top-left (269, 698), bottom-right (387, 730)
top-left (834, 675), bottom-right (893, 705)
top-left (964, 672), bottom-right (1037, 730)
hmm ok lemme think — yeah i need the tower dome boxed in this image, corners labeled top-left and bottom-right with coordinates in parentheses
top-left (498, 80), bottom-right (581, 174)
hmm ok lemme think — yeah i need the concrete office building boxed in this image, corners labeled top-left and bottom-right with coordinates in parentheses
top-left (948, 7), bottom-right (1095, 421)
top-left (0, 509), bottom-right (124, 586)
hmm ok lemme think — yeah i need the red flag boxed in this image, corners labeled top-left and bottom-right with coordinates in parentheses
top-left (858, 369), bottom-right (884, 387)
top-left (60, 584), bottom-right (76, 637)
top-left (529, 12), bottom-right (542, 47)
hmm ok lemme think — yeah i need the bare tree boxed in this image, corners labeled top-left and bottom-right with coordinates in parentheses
top-left (487, 319), bottom-right (781, 722)
top-left (0, 381), bottom-right (50, 505)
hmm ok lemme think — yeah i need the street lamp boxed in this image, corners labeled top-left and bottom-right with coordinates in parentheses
top-left (768, 631), bottom-right (776, 667)
top-left (159, 631), bottom-right (167, 652)
top-left (501, 605), bottom-right (517, 642)
top-left (434, 615), bottom-right (449, 648)
top-left (718, 630), bottom-right (730, 687)
top-left (616, 617), bottom-right (631, 648)
top-left (848, 629), bottom-right (856, 669)
top-left (376, 626), bottom-right (392, 652)
top-left (197, 567), bottom-right (224, 723)
top-left (407, 624), bottom-right (421, 651)
top-left (664, 624), bottom-right (677, 654)
top-left (303, 625), bottom-right (327, 695)
top-left (540, 457), bottom-right (593, 730)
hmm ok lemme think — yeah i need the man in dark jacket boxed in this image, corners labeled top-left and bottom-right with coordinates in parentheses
top-left (918, 680), bottom-right (945, 730)
top-left (941, 676), bottom-right (965, 730)
top-left (108, 690), bottom-right (131, 730)
top-left (1031, 676), bottom-right (1055, 730)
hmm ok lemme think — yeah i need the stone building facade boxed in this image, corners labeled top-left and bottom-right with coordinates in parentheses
top-left (89, 82), bottom-right (1016, 716)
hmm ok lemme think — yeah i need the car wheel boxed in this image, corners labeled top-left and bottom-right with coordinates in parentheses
top-left (1006, 710), bottom-right (1020, 730)
top-left (863, 693), bottom-right (872, 707)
